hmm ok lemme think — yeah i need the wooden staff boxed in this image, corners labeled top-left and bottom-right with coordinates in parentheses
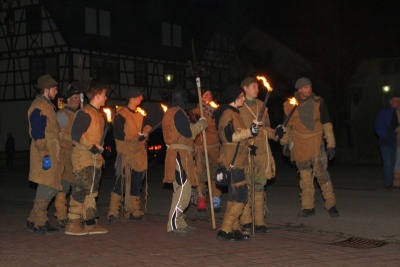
top-left (195, 77), bottom-right (216, 229)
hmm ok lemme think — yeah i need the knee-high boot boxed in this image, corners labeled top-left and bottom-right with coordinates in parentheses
top-left (27, 199), bottom-right (59, 234)
top-left (220, 201), bottom-right (244, 234)
top-left (54, 192), bottom-right (68, 227)
top-left (128, 195), bottom-right (144, 220)
top-left (65, 197), bottom-right (87, 235)
top-left (107, 192), bottom-right (122, 223)
top-left (254, 191), bottom-right (269, 233)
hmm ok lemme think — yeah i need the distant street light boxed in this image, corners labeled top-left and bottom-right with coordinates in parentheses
top-left (382, 85), bottom-right (390, 93)
top-left (164, 74), bottom-right (174, 102)
top-left (382, 85), bottom-right (391, 107)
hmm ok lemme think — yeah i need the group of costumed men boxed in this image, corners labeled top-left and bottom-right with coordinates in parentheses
top-left (26, 74), bottom-right (339, 241)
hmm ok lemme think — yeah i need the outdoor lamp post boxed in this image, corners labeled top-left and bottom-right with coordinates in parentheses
top-left (382, 85), bottom-right (390, 106)
top-left (164, 73), bottom-right (174, 102)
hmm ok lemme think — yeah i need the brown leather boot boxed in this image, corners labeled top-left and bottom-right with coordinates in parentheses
top-left (54, 192), bottom-right (68, 228)
top-left (65, 220), bottom-right (88, 236)
top-left (128, 196), bottom-right (144, 220)
top-left (107, 192), bottom-right (122, 223)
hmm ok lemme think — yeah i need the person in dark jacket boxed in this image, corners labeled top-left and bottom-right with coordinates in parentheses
top-left (379, 92), bottom-right (400, 189)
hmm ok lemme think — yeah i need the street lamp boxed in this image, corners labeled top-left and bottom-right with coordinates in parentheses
top-left (382, 85), bottom-right (390, 107)
top-left (164, 74), bottom-right (174, 102)
top-left (382, 85), bottom-right (390, 93)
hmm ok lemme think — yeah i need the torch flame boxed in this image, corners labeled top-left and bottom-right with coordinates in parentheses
top-left (135, 107), bottom-right (147, 116)
top-left (256, 76), bottom-right (273, 92)
top-left (289, 97), bottom-right (298, 106)
top-left (103, 108), bottom-right (112, 122)
top-left (209, 101), bottom-right (219, 108)
top-left (161, 103), bottom-right (168, 112)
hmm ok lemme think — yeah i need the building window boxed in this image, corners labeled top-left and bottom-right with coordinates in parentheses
top-left (30, 56), bottom-right (58, 83)
top-left (134, 61), bottom-right (147, 86)
top-left (162, 22), bottom-right (181, 48)
top-left (90, 57), bottom-right (118, 83)
top-left (85, 7), bottom-right (110, 37)
top-left (5, 9), bottom-right (15, 36)
top-left (26, 5), bottom-right (42, 35)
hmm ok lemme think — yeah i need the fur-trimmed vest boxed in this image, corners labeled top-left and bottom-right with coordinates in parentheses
top-left (114, 106), bottom-right (147, 172)
top-left (71, 104), bottom-right (105, 173)
top-left (28, 96), bottom-right (61, 190)
top-left (284, 95), bottom-right (323, 162)
top-left (162, 107), bottom-right (197, 185)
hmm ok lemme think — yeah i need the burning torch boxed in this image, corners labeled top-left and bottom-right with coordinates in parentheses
top-left (282, 97), bottom-right (298, 126)
top-left (100, 108), bottom-right (112, 146)
top-left (256, 76), bottom-right (273, 123)
top-left (208, 101), bottom-right (219, 109)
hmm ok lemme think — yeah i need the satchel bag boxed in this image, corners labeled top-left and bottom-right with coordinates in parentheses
top-left (215, 142), bottom-right (240, 187)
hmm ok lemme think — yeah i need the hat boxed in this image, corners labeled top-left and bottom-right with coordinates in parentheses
top-left (295, 77), bottom-right (312, 89)
top-left (240, 77), bottom-right (258, 88)
top-left (37, 74), bottom-right (58, 89)
top-left (126, 87), bottom-right (143, 99)
top-left (201, 89), bottom-right (212, 96)
top-left (223, 84), bottom-right (243, 103)
top-left (65, 83), bottom-right (81, 99)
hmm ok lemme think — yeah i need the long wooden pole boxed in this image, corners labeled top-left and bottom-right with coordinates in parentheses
top-left (196, 77), bottom-right (216, 229)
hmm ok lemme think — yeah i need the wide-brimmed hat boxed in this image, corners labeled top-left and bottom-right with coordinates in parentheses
top-left (37, 74), bottom-right (58, 89)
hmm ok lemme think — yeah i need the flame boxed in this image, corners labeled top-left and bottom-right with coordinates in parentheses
top-left (256, 76), bottom-right (273, 92)
top-left (289, 97), bottom-right (298, 106)
top-left (103, 108), bottom-right (112, 122)
top-left (161, 103), bottom-right (168, 112)
top-left (135, 107), bottom-right (147, 116)
top-left (209, 101), bottom-right (219, 108)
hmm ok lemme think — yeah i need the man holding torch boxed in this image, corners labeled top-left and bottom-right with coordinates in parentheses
top-left (189, 89), bottom-right (222, 214)
top-left (65, 80), bottom-right (109, 235)
top-left (54, 83), bottom-right (81, 228)
top-left (280, 77), bottom-right (339, 218)
top-left (107, 87), bottom-right (152, 222)
top-left (238, 76), bottom-right (282, 234)
top-left (162, 86), bottom-right (208, 236)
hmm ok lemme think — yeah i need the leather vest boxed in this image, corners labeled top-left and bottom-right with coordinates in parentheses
top-left (218, 108), bottom-right (249, 169)
top-left (284, 96), bottom-right (323, 162)
top-left (114, 106), bottom-right (147, 171)
top-left (28, 96), bottom-right (61, 190)
top-left (71, 104), bottom-right (105, 172)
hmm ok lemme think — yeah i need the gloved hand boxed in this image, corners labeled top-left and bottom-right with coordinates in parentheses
top-left (275, 125), bottom-right (286, 140)
top-left (249, 145), bottom-right (257, 156)
top-left (326, 148), bottom-right (335, 160)
top-left (138, 134), bottom-right (146, 141)
top-left (250, 124), bottom-right (259, 136)
top-left (42, 156), bottom-right (52, 170)
top-left (197, 117), bottom-right (208, 131)
top-left (282, 144), bottom-right (291, 157)
top-left (90, 144), bottom-right (102, 155)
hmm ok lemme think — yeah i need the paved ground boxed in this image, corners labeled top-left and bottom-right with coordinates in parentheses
top-left (1, 158), bottom-right (400, 266)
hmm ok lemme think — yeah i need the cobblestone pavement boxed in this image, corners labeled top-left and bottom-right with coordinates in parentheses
top-left (1, 162), bottom-right (400, 267)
